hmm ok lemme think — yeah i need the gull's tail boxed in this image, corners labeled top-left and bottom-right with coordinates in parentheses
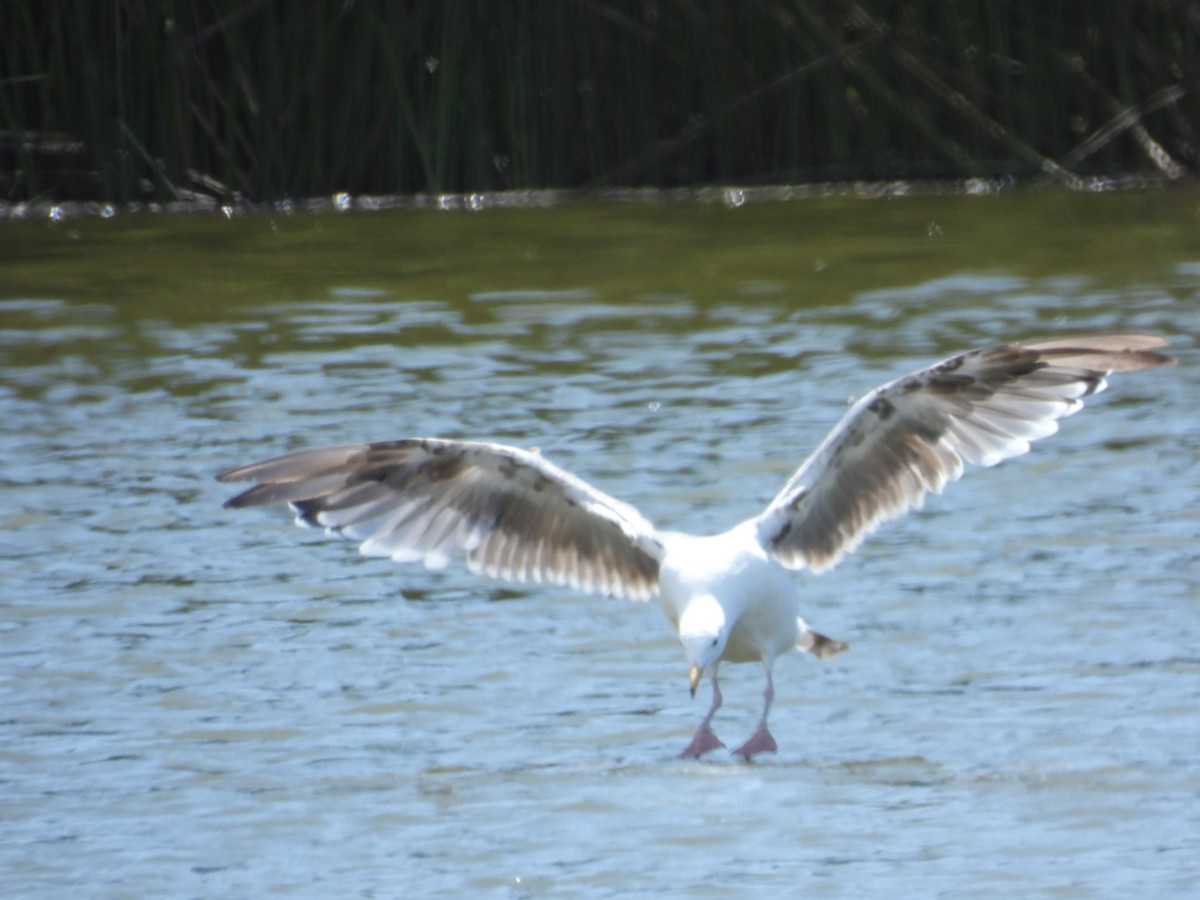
top-left (800, 626), bottom-right (849, 660)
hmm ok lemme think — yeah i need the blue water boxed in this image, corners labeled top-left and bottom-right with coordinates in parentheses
top-left (2, 190), bottom-right (1198, 897)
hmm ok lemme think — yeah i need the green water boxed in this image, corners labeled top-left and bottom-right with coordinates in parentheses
top-left (4, 188), bottom-right (1195, 319)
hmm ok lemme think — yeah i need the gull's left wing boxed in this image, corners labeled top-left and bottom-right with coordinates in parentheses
top-left (753, 334), bottom-right (1173, 574)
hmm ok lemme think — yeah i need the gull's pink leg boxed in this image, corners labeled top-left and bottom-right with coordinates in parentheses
top-left (679, 674), bottom-right (725, 758)
top-left (732, 666), bottom-right (778, 761)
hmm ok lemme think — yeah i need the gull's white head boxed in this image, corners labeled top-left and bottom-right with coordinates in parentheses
top-left (678, 595), bottom-right (728, 697)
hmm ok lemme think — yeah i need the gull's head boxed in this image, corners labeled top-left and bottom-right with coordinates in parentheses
top-left (678, 595), bottom-right (728, 697)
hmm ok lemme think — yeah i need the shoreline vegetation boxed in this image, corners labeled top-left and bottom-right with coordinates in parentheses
top-left (2, 2), bottom-right (1197, 212)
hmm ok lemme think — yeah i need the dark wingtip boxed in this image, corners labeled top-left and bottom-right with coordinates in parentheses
top-left (1019, 334), bottom-right (1176, 372)
top-left (215, 465), bottom-right (251, 485)
top-left (219, 482), bottom-right (275, 509)
top-left (221, 489), bottom-right (254, 509)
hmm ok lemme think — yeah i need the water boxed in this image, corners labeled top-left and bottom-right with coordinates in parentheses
top-left (2, 189), bottom-right (1198, 897)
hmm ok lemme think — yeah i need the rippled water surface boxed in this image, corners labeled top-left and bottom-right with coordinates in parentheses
top-left (2, 190), bottom-right (1199, 897)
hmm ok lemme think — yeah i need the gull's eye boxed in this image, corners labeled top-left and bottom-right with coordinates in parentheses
top-left (710, 637), bottom-right (719, 647)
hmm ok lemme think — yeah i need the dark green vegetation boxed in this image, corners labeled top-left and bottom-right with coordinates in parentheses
top-left (3, 1), bottom-right (1197, 204)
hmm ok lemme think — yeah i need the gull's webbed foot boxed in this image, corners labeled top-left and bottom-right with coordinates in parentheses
top-left (679, 723), bottom-right (725, 759)
top-left (731, 723), bottom-right (778, 761)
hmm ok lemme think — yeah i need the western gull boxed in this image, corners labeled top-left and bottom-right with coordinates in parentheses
top-left (218, 333), bottom-right (1173, 759)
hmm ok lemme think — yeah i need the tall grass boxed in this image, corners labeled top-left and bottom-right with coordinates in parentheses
top-left (2, 1), bottom-right (1196, 203)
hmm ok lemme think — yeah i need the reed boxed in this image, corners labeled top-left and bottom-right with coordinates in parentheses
top-left (2, 1), bottom-right (1195, 203)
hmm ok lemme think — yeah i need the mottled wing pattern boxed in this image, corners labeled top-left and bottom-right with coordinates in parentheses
top-left (219, 439), bottom-right (665, 600)
top-left (755, 334), bottom-right (1173, 574)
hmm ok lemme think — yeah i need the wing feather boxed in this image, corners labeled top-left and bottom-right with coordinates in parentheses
top-left (219, 438), bottom-right (664, 600)
top-left (755, 334), bottom-right (1173, 573)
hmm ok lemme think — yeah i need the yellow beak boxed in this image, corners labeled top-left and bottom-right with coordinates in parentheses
top-left (688, 664), bottom-right (702, 697)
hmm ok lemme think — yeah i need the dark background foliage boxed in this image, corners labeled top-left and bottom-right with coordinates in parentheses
top-left (2, 1), bottom-right (1197, 203)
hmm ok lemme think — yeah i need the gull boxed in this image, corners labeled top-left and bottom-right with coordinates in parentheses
top-left (218, 334), bottom-right (1172, 759)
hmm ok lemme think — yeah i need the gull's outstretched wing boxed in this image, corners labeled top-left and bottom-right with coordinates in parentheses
top-left (219, 439), bottom-right (665, 600)
top-left (754, 334), bottom-right (1173, 574)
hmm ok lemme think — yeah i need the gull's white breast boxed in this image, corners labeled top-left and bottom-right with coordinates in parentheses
top-left (658, 524), bottom-right (803, 664)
